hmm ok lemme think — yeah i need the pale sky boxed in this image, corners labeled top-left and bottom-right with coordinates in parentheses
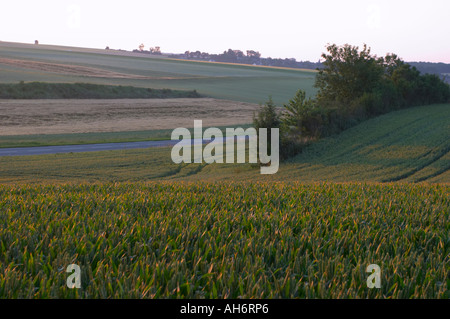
top-left (2, 0), bottom-right (449, 62)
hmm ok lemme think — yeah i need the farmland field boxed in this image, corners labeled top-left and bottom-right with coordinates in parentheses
top-left (1, 103), bottom-right (448, 184)
top-left (0, 41), bottom-right (449, 300)
top-left (0, 98), bottom-right (258, 136)
top-left (0, 182), bottom-right (448, 298)
top-left (0, 42), bottom-right (317, 105)
top-left (0, 41), bottom-right (316, 148)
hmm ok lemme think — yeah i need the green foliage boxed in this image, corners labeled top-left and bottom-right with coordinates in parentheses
top-left (253, 96), bottom-right (308, 161)
top-left (253, 96), bottom-right (283, 159)
top-left (315, 44), bottom-right (385, 105)
top-left (0, 182), bottom-right (448, 298)
top-left (272, 89), bottom-right (326, 159)
top-left (253, 96), bottom-right (281, 131)
top-left (316, 44), bottom-right (450, 110)
top-left (0, 82), bottom-right (201, 99)
top-left (416, 73), bottom-right (450, 105)
top-left (314, 44), bottom-right (450, 111)
top-left (282, 89), bottom-right (326, 138)
top-left (279, 43), bottom-right (450, 151)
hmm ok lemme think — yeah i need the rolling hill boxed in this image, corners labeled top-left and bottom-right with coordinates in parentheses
top-left (0, 41), bottom-right (316, 105)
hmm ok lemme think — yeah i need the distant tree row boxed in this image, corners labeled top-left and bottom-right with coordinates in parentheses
top-left (408, 62), bottom-right (450, 80)
top-left (172, 49), bottom-right (321, 69)
top-left (171, 47), bottom-right (450, 78)
top-left (254, 43), bottom-right (450, 161)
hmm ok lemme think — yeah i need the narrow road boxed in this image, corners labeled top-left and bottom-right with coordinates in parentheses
top-left (0, 140), bottom-right (179, 157)
top-left (0, 136), bottom-right (252, 157)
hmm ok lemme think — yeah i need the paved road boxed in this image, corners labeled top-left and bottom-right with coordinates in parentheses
top-left (0, 136), bottom-right (252, 157)
top-left (0, 140), bottom-right (179, 157)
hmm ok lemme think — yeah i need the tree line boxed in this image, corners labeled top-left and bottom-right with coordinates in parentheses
top-left (171, 49), bottom-right (321, 69)
top-left (171, 47), bottom-right (450, 80)
top-left (254, 43), bottom-right (450, 160)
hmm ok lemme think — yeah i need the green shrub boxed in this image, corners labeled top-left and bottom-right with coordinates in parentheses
top-left (253, 96), bottom-right (282, 160)
top-left (0, 82), bottom-right (202, 99)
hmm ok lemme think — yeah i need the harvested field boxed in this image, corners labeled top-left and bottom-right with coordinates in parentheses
top-left (0, 98), bottom-right (259, 135)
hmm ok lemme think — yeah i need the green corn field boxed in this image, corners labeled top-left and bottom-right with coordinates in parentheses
top-left (0, 182), bottom-right (448, 298)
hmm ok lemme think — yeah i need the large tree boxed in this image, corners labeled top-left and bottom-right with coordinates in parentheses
top-left (315, 44), bottom-right (385, 105)
top-left (315, 43), bottom-right (449, 110)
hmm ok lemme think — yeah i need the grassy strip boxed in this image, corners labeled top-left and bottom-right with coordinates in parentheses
top-left (0, 82), bottom-right (202, 99)
top-left (0, 130), bottom-right (173, 148)
top-left (0, 124), bottom-right (252, 148)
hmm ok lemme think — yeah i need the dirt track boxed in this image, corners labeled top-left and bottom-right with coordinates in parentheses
top-left (0, 98), bottom-right (259, 135)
